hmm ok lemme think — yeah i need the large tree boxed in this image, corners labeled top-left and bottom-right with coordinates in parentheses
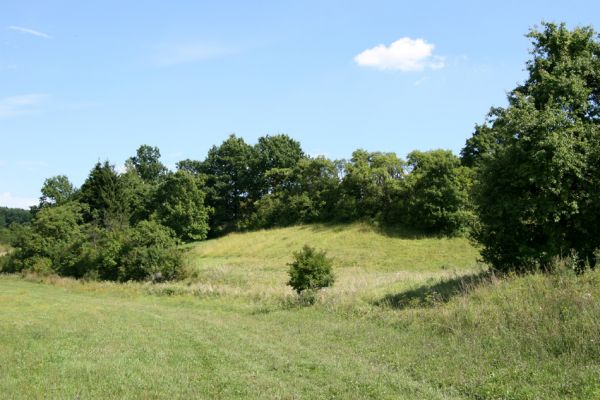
top-left (153, 171), bottom-right (211, 241)
top-left (200, 134), bottom-right (258, 234)
top-left (467, 22), bottom-right (600, 271)
top-left (254, 134), bottom-right (305, 196)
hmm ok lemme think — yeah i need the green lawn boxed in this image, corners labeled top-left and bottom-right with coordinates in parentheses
top-left (1, 223), bottom-right (599, 399)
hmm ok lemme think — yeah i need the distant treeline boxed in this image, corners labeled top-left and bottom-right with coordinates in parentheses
top-left (0, 207), bottom-right (32, 228)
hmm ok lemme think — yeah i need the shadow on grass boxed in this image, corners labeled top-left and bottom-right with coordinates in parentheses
top-left (376, 269), bottom-right (495, 309)
top-left (305, 220), bottom-right (442, 240)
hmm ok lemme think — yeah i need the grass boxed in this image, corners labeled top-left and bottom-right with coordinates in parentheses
top-left (1, 223), bottom-right (599, 399)
top-left (184, 223), bottom-right (481, 306)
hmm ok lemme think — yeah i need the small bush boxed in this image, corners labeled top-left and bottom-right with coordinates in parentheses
top-left (287, 245), bottom-right (334, 295)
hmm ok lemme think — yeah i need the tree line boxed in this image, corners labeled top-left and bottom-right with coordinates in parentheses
top-left (2, 21), bottom-right (599, 280)
top-left (1, 135), bottom-right (473, 281)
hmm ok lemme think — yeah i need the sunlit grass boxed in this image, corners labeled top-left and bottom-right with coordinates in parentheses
top-left (1, 223), bottom-right (599, 399)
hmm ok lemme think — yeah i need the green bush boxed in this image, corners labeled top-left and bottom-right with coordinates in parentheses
top-left (287, 245), bottom-right (335, 295)
top-left (118, 220), bottom-right (184, 282)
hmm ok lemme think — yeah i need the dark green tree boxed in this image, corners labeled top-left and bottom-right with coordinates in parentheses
top-left (404, 150), bottom-right (473, 235)
top-left (200, 134), bottom-right (258, 234)
top-left (78, 161), bottom-right (130, 229)
top-left (254, 134), bottom-right (305, 195)
top-left (468, 22), bottom-right (600, 271)
top-left (153, 171), bottom-right (211, 241)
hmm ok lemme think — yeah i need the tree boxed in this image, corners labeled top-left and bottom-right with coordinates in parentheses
top-left (7, 202), bottom-right (86, 275)
top-left (39, 175), bottom-right (75, 207)
top-left (287, 245), bottom-right (335, 296)
top-left (404, 150), bottom-right (473, 235)
top-left (251, 157), bottom-right (340, 228)
top-left (336, 150), bottom-right (405, 221)
top-left (78, 161), bottom-right (130, 229)
top-left (254, 134), bottom-right (305, 196)
top-left (127, 145), bottom-right (168, 183)
top-left (200, 134), bottom-right (258, 234)
top-left (467, 22), bottom-right (600, 271)
top-left (153, 171), bottom-right (211, 241)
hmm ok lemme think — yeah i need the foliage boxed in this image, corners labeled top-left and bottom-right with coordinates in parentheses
top-left (153, 171), bottom-right (211, 241)
top-left (287, 245), bottom-right (334, 294)
top-left (78, 161), bottom-right (130, 229)
top-left (251, 157), bottom-right (340, 228)
top-left (337, 150), bottom-right (404, 221)
top-left (468, 22), bottom-right (600, 271)
top-left (404, 150), bottom-right (474, 235)
top-left (38, 175), bottom-right (75, 207)
top-left (253, 134), bottom-right (306, 196)
top-left (7, 136), bottom-right (479, 283)
top-left (127, 144), bottom-right (168, 183)
top-left (200, 134), bottom-right (258, 234)
top-left (118, 220), bottom-right (183, 282)
top-left (3, 201), bottom-right (184, 281)
top-left (6, 202), bottom-right (86, 275)
top-left (0, 207), bottom-right (32, 228)
top-left (118, 168), bottom-right (156, 224)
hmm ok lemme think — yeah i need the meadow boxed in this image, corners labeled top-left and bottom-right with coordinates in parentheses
top-left (1, 223), bottom-right (599, 399)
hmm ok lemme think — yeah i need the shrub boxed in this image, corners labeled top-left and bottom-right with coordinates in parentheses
top-left (287, 245), bottom-right (335, 295)
top-left (118, 220), bottom-right (184, 282)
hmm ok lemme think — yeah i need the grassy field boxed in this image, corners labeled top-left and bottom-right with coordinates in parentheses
top-left (1, 223), bottom-right (599, 399)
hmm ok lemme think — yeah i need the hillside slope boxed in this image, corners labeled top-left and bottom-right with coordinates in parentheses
top-left (184, 223), bottom-right (480, 303)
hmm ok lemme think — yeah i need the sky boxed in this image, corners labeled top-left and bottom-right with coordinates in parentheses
top-left (1, 0), bottom-right (600, 208)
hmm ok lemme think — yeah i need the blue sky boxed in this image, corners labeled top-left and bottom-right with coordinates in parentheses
top-left (1, 0), bottom-right (600, 208)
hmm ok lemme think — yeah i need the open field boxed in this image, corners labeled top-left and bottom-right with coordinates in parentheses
top-left (1, 223), bottom-right (599, 399)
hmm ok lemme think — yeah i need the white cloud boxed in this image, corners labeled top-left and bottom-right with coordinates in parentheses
top-left (0, 192), bottom-right (37, 209)
top-left (354, 37), bottom-right (444, 71)
top-left (0, 94), bottom-right (48, 118)
top-left (8, 26), bottom-right (51, 39)
top-left (153, 41), bottom-right (237, 66)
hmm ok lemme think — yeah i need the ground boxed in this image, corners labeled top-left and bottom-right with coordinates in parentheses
top-left (1, 223), bottom-right (598, 399)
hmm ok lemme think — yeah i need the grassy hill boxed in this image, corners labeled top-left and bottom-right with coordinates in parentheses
top-left (1, 223), bottom-right (599, 399)
top-left (185, 223), bottom-right (481, 306)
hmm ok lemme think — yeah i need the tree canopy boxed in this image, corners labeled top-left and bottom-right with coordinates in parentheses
top-left (466, 22), bottom-right (600, 272)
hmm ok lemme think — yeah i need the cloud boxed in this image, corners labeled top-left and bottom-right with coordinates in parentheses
top-left (0, 94), bottom-right (48, 118)
top-left (0, 192), bottom-right (37, 209)
top-left (354, 37), bottom-right (444, 71)
top-left (153, 41), bottom-right (237, 66)
top-left (7, 26), bottom-right (51, 39)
